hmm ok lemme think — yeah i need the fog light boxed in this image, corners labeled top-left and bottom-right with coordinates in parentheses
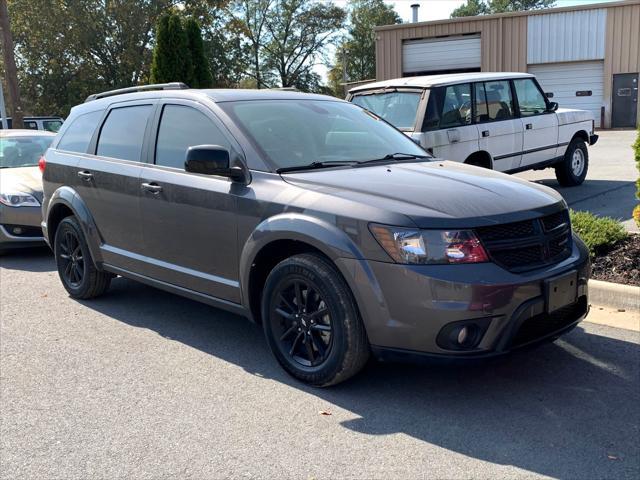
top-left (12, 227), bottom-right (24, 235)
top-left (457, 326), bottom-right (469, 345)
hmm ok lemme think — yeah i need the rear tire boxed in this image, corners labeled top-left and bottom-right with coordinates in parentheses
top-left (261, 253), bottom-right (369, 387)
top-left (54, 216), bottom-right (111, 299)
top-left (555, 138), bottom-right (588, 186)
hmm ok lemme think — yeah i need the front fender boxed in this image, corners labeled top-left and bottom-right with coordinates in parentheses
top-left (45, 186), bottom-right (103, 265)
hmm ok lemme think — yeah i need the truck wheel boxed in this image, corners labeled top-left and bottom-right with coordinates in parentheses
top-left (262, 253), bottom-right (369, 387)
top-left (555, 138), bottom-right (588, 186)
top-left (54, 216), bottom-right (111, 299)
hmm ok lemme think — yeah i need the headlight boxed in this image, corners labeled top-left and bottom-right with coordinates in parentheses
top-left (370, 224), bottom-right (489, 265)
top-left (0, 192), bottom-right (41, 207)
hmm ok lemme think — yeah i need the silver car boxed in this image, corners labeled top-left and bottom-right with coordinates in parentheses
top-left (0, 129), bottom-right (55, 252)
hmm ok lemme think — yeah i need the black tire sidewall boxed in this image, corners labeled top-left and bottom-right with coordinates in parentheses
top-left (262, 255), bottom-right (357, 385)
top-left (54, 217), bottom-right (92, 297)
top-left (559, 139), bottom-right (588, 185)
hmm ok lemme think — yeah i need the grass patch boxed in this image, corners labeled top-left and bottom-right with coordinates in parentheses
top-left (570, 210), bottom-right (627, 256)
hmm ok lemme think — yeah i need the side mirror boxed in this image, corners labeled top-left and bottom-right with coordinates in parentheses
top-left (548, 101), bottom-right (559, 112)
top-left (185, 145), bottom-right (245, 181)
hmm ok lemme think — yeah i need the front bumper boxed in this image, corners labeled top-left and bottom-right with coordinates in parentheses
top-left (589, 134), bottom-right (599, 145)
top-left (337, 235), bottom-right (590, 359)
top-left (0, 205), bottom-right (46, 250)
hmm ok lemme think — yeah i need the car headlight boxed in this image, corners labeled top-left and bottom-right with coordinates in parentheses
top-left (0, 192), bottom-right (41, 207)
top-left (370, 224), bottom-right (489, 265)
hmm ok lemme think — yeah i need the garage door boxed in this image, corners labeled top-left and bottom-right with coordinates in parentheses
top-left (528, 61), bottom-right (604, 127)
top-left (403, 35), bottom-right (481, 75)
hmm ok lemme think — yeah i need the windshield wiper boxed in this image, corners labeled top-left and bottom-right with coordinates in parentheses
top-left (356, 152), bottom-right (430, 165)
top-left (276, 161), bottom-right (358, 173)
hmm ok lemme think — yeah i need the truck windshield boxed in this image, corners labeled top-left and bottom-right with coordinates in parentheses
top-left (220, 99), bottom-right (428, 171)
top-left (350, 91), bottom-right (422, 130)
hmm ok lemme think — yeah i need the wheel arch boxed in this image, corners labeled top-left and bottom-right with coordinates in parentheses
top-left (46, 186), bottom-right (103, 265)
top-left (239, 213), bottom-right (367, 325)
top-left (571, 130), bottom-right (589, 144)
top-left (464, 150), bottom-right (493, 169)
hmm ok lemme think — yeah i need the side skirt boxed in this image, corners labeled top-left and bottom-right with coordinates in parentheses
top-left (505, 156), bottom-right (564, 175)
top-left (103, 263), bottom-right (249, 319)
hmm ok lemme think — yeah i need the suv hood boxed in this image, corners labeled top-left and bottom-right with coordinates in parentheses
top-left (0, 166), bottom-right (44, 202)
top-left (281, 161), bottom-right (565, 228)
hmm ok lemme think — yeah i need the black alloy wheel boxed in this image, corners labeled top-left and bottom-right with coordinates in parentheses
top-left (58, 228), bottom-right (85, 288)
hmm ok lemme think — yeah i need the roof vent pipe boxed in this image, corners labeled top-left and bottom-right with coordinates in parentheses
top-left (411, 3), bottom-right (419, 23)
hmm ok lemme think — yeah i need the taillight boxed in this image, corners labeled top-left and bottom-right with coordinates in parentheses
top-left (38, 156), bottom-right (46, 173)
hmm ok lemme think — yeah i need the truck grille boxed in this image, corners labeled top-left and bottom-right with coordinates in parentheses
top-left (475, 210), bottom-right (572, 272)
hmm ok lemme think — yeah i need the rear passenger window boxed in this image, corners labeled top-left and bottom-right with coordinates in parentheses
top-left (97, 105), bottom-right (152, 161)
top-left (475, 81), bottom-right (514, 122)
top-left (155, 105), bottom-right (230, 169)
top-left (423, 84), bottom-right (472, 130)
top-left (57, 110), bottom-right (103, 153)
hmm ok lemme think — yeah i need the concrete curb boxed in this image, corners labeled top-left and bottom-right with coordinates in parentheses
top-left (590, 279), bottom-right (640, 311)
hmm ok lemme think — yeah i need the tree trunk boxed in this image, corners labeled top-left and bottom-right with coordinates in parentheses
top-left (0, 0), bottom-right (23, 128)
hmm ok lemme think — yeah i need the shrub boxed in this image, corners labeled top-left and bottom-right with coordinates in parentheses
top-left (570, 210), bottom-right (627, 256)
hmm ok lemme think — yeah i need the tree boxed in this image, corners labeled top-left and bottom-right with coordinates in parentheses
top-left (150, 13), bottom-right (189, 84)
top-left (186, 18), bottom-right (213, 87)
top-left (451, 0), bottom-right (555, 18)
top-left (234, 0), bottom-right (272, 88)
top-left (328, 0), bottom-right (401, 96)
top-left (0, 0), bottom-right (23, 128)
top-left (263, 0), bottom-right (346, 89)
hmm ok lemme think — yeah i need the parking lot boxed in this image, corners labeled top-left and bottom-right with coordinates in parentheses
top-left (1, 248), bottom-right (639, 479)
top-left (518, 129), bottom-right (638, 232)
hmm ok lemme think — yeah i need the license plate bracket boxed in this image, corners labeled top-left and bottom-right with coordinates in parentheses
top-left (545, 270), bottom-right (578, 313)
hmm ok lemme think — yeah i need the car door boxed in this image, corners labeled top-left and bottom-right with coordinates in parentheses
top-left (138, 100), bottom-right (241, 303)
top-left (73, 101), bottom-right (153, 266)
top-left (474, 81), bottom-right (523, 172)
top-left (513, 78), bottom-right (559, 169)
top-left (422, 83), bottom-right (480, 161)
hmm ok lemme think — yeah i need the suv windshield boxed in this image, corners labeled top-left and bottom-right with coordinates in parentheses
top-left (350, 91), bottom-right (422, 130)
top-left (0, 135), bottom-right (53, 168)
top-left (220, 99), bottom-right (427, 171)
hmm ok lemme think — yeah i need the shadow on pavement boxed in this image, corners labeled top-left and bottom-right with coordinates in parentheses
top-left (80, 277), bottom-right (640, 479)
top-left (0, 247), bottom-right (55, 272)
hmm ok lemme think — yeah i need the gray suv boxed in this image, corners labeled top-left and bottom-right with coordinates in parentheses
top-left (42, 83), bottom-right (590, 386)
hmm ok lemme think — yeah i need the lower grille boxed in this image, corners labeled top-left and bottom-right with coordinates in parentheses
top-left (475, 210), bottom-right (572, 272)
top-left (511, 296), bottom-right (587, 348)
top-left (2, 224), bottom-right (43, 237)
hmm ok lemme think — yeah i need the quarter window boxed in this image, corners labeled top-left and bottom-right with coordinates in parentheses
top-left (513, 79), bottom-right (548, 116)
top-left (155, 105), bottom-right (230, 170)
top-left (97, 105), bottom-right (152, 161)
top-left (474, 81), bottom-right (515, 122)
top-left (57, 110), bottom-right (103, 153)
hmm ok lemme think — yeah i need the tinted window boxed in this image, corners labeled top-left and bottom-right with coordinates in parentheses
top-left (351, 91), bottom-right (421, 130)
top-left (513, 79), bottom-right (547, 116)
top-left (43, 120), bottom-right (63, 132)
top-left (97, 105), bottom-right (152, 161)
top-left (220, 100), bottom-right (427, 170)
top-left (0, 135), bottom-right (53, 168)
top-left (475, 81), bottom-right (515, 122)
top-left (24, 121), bottom-right (38, 130)
top-left (155, 105), bottom-right (230, 169)
top-left (57, 110), bottom-right (103, 153)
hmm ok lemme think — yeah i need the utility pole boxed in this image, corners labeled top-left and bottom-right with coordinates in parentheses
top-left (0, 0), bottom-right (23, 129)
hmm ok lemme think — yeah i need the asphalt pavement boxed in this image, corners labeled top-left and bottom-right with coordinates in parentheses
top-left (1, 249), bottom-right (639, 479)
top-left (517, 129), bottom-right (638, 232)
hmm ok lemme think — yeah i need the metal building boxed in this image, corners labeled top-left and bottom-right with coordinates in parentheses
top-left (374, 0), bottom-right (640, 128)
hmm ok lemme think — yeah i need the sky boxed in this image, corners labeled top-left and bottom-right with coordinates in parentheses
top-left (317, 0), bottom-right (617, 80)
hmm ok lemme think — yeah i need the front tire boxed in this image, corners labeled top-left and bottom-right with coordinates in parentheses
top-left (54, 216), bottom-right (111, 299)
top-left (555, 138), bottom-right (588, 186)
top-left (261, 253), bottom-right (369, 386)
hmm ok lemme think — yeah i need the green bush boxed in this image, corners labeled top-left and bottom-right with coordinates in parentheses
top-left (570, 210), bottom-right (627, 256)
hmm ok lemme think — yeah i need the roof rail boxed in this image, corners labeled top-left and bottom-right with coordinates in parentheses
top-left (84, 82), bottom-right (189, 102)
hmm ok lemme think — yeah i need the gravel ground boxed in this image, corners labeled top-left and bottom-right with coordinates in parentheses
top-left (1, 249), bottom-right (639, 479)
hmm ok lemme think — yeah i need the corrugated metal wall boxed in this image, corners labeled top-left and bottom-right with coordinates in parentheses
top-left (527, 9), bottom-right (607, 64)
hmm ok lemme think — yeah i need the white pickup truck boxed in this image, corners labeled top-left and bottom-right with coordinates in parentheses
top-left (347, 72), bottom-right (598, 186)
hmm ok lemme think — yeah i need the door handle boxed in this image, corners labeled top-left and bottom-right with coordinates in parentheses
top-left (77, 171), bottom-right (93, 181)
top-left (482, 130), bottom-right (490, 137)
top-left (141, 182), bottom-right (163, 194)
top-left (525, 123), bottom-right (533, 130)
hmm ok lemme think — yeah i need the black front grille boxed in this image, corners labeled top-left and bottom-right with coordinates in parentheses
top-left (2, 224), bottom-right (43, 238)
top-left (475, 210), bottom-right (572, 272)
top-left (511, 296), bottom-right (587, 348)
